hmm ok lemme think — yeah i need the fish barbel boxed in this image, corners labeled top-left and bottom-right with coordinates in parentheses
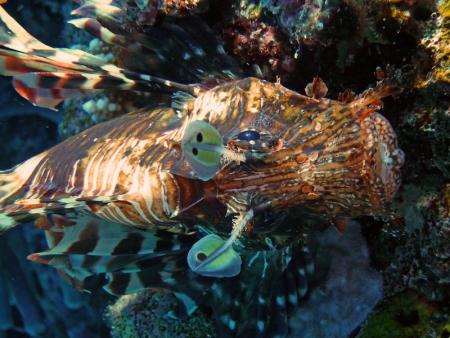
top-left (0, 1), bottom-right (404, 337)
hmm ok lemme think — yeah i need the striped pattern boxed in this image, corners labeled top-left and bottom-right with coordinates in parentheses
top-left (68, 2), bottom-right (242, 83)
top-left (0, 76), bottom-right (404, 336)
top-left (179, 77), bottom-right (404, 220)
top-left (0, 108), bottom-right (225, 231)
top-left (0, 4), bottom-right (404, 336)
top-left (28, 213), bottom-right (200, 294)
top-left (210, 239), bottom-right (315, 337)
top-left (30, 212), bottom-right (316, 338)
top-left (0, 5), bottom-right (202, 108)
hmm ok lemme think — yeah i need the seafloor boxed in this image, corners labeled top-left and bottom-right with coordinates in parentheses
top-left (0, 0), bottom-right (448, 337)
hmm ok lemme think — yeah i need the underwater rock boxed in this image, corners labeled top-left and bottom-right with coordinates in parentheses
top-left (367, 181), bottom-right (450, 303)
top-left (289, 222), bottom-right (383, 338)
top-left (368, 0), bottom-right (450, 306)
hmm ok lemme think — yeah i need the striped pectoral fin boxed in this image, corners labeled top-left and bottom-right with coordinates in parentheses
top-left (30, 213), bottom-right (194, 258)
top-left (0, 6), bottom-right (54, 54)
top-left (0, 6), bottom-right (107, 69)
top-left (28, 214), bottom-right (199, 292)
top-left (12, 68), bottom-right (188, 105)
top-left (13, 77), bottom-right (101, 109)
top-left (0, 6), bottom-right (199, 110)
top-left (104, 253), bottom-right (214, 321)
top-left (104, 254), bottom-right (185, 295)
top-left (71, 1), bottom-right (123, 22)
top-left (210, 242), bottom-right (314, 338)
top-left (0, 49), bottom-right (80, 76)
top-left (0, 202), bottom-right (81, 233)
top-left (68, 17), bottom-right (133, 51)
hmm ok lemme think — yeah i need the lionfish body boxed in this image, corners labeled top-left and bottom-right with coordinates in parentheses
top-left (0, 2), bottom-right (404, 337)
top-left (0, 77), bottom-right (403, 232)
top-left (0, 109), bottom-right (224, 229)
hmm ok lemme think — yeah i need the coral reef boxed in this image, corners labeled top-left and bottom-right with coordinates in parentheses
top-left (365, 180), bottom-right (449, 303)
top-left (130, 0), bottom-right (209, 26)
top-left (259, 0), bottom-right (331, 45)
top-left (107, 289), bottom-right (214, 338)
top-left (222, 18), bottom-right (296, 80)
top-left (419, 0), bottom-right (449, 85)
top-left (0, 0), bottom-right (448, 337)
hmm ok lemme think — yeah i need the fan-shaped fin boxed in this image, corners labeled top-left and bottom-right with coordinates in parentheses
top-left (70, 1), bottom-right (244, 84)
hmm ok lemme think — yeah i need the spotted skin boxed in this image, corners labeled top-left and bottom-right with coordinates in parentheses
top-left (0, 3), bottom-right (404, 338)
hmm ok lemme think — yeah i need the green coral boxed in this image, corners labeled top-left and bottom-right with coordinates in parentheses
top-left (106, 289), bottom-right (215, 338)
top-left (359, 290), bottom-right (449, 338)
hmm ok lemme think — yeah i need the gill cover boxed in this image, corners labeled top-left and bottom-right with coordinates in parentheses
top-left (187, 234), bottom-right (241, 278)
top-left (181, 120), bottom-right (224, 181)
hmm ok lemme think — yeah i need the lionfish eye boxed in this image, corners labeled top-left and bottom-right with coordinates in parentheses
top-left (237, 129), bottom-right (260, 141)
top-left (196, 252), bottom-right (207, 261)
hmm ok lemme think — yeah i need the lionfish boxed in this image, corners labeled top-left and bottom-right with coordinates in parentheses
top-left (0, 1), bottom-right (404, 337)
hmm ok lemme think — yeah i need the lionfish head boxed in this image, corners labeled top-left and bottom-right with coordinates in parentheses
top-left (179, 77), bottom-right (404, 218)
